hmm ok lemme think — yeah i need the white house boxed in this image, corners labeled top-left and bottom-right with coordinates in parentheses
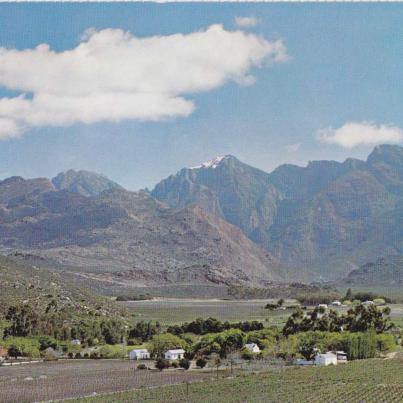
top-left (315, 352), bottom-right (337, 366)
top-left (244, 343), bottom-right (261, 353)
top-left (331, 300), bottom-right (342, 306)
top-left (71, 339), bottom-right (81, 345)
top-left (129, 349), bottom-right (150, 360)
top-left (164, 349), bottom-right (185, 360)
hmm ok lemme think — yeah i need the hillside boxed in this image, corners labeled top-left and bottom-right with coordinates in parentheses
top-left (52, 170), bottom-right (123, 197)
top-left (0, 254), bottom-right (124, 318)
top-left (344, 256), bottom-right (403, 287)
top-left (0, 176), bottom-right (287, 288)
top-left (152, 145), bottom-right (403, 279)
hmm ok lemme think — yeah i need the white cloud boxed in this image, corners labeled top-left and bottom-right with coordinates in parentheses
top-left (285, 143), bottom-right (301, 152)
top-left (234, 17), bottom-right (258, 28)
top-left (317, 121), bottom-right (403, 149)
top-left (0, 24), bottom-right (287, 139)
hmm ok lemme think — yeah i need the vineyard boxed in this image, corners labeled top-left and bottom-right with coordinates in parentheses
top-left (74, 357), bottom-right (403, 403)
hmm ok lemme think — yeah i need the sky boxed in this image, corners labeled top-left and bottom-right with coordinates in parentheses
top-left (1, 3), bottom-right (403, 190)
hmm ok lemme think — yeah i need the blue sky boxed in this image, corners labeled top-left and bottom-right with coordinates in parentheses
top-left (1, 3), bottom-right (403, 190)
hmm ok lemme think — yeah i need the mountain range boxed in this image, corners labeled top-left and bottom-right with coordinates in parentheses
top-left (0, 144), bottom-right (402, 288)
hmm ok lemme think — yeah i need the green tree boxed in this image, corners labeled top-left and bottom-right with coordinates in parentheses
top-left (196, 357), bottom-right (207, 368)
top-left (5, 304), bottom-right (40, 337)
top-left (148, 334), bottom-right (187, 358)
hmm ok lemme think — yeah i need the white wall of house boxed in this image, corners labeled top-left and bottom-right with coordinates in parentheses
top-left (164, 349), bottom-right (185, 360)
top-left (129, 349), bottom-right (150, 360)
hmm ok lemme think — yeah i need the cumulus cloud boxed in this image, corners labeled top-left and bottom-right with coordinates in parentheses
top-left (234, 17), bottom-right (258, 28)
top-left (0, 24), bottom-right (287, 139)
top-left (317, 121), bottom-right (403, 149)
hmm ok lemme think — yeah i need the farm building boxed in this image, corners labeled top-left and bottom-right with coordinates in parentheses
top-left (71, 339), bottom-right (81, 345)
top-left (244, 343), bottom-right (260, 353)
top-left (331, 300), bottom-right (342, 306)
top-left (164, 349), bottom-right (185, 360)
top-left (128, 349), bottom-right (150, 360)
top-left (315, 352), bottom-right (337, 366)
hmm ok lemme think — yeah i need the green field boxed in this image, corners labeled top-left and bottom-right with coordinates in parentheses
top-left (74, 357), bottom-right (403, 403)
top-left (122, 299), bottom-right (291, 327)
top-left (122, 298), bottom-right (403, 330)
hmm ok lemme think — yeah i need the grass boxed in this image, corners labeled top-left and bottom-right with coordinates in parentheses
top-left (122, 299), bottom-right (291, 328)
top-left (73, 357), bottom-right (403, 403)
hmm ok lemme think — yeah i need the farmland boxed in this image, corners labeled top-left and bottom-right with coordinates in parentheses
top-left (73, 357), bottom-right (403, 403)
top-left (122, 298), bottom-right (403, 329)
top-left (122, 298), bottom-right (291, 327)
top-left (0, 359), bottom-right (214, 403)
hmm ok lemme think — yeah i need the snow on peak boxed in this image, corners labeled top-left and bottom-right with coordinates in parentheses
top-left (190, 156), bottom-right (228, 170)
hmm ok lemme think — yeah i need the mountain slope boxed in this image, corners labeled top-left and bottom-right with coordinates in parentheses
top-left (0, 178), bottom-right (287, 287)
top-left (343, 255), bottom-right (403, 286)
top-left (152, 145), bottom-right (403, 279)
top-left (52, 169), bottom-right (123, 197)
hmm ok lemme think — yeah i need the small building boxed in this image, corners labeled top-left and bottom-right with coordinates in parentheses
top-left (331, 300), bottom-right (342, 306)
top-left (333, 350), bottom-right (348, 363)
top-left (128, 349), bottom-right (150, 360)
top-left (71, 339), bottom-right (81, 345)
top-left (244, 343), bottom-right (260, 353)
top-left (315, 352), bottom-right (337, 366)
top-left (164, 349), bottom-right (185, 360)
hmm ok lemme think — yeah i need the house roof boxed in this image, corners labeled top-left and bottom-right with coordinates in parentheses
top-left (130, 349), bottom-right (149, 353)
top-left (245, 343), bottom-right (258, 348)
top-left (165, 349), bottom-right (185, 354)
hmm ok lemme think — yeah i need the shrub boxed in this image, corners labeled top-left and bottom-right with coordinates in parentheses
top-left (137, 363), bottom-right (147, 370)
top-left (241, 349), bottom-right (255, 360)
top-left (75, 352), bottom-right (82, 359)
top-left (196, 357), bottom-right (207, 368)
top-left (155, 358), bottom-right (169, 371)
top-left (179, 358), bottom-right (191, 370)
top-left (171, 361), bottom-right (179, 368)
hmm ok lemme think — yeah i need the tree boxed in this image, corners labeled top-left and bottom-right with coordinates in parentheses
top-left (5, 304), bottom-right (40, 337)
top-left (179, 358), bottom-right (191, 370)
top-left (155, 358), bottom-right (169, 371)
top-left (196, 357), bottom-right (207, 368)
top-left (277, 299), bottom-right (285, 307)
top-left (298, 336), bottom-right (317, 361)
top-left (344, 288), bottom-right (353, 301)
top-left (148, 334), bottom-right (187, 358)
top-left (129, 321), bottom-right (160, 342)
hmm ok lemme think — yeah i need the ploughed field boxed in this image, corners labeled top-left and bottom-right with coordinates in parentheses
top-left (0, 360), bottom-right (213, 403)
top-left (74, 357), bottom-right (403, 403)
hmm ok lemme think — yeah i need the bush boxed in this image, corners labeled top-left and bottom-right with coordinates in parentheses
top-left (3, 337), bottom-right (41, 358)
top-left (137, 363), bottom-right (147, 370)
top-left (171, 361), bottom-right (179, 368)
top-left (90, 352), bottom-right (100, 359)
top-left (155, 358), bottom-right (170, 371)
top-left (179, 358), bottom-right (191, 370)
top-left (241, 349), bottom-right (255, 360)
top-left (99, 344), bottom-right (126, 359)
top-left (376, 334), bottom-right (396, 354)
top-left (75, 352), bottom-right (82, 359)
top-left (196, 357), bottom-right (207, 368)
